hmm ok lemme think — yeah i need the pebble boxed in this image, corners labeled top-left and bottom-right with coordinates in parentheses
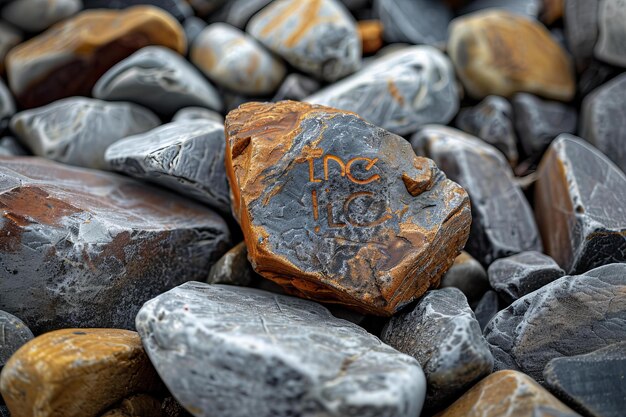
top-left (0, 78), bottom-right (15, 134)
top-left (581, 73), bottom-right (626, 173)
top-left (1, 0), bottom-right (82, 33)
top-left (10, 97), bottom-right (160, 169)
top-left (437, 370), bottom-right (581, 417)
top-left (209, 0), bottom-right (273, 29)
top-left (375, 0), bottom-right (453, 47)
top-left (448, 10), bottom-right (575, 101)
top-left (207, 241), bottom-right (256, 286)
top-left (487, 251), bottom-right (565, 304)
top-left (172, 107), bottom-right (224, 123)
top-left (6, 6), bottom-right (186, 108)
top-left (82, 0), bottom-right (192, 21)
top-left (440, 251), bottom-right (490, 304)
top-left (0, 137), bottom-right (28, 157)
top-left (100, 395), bottom-right (163, 417)
top-left (541, 0), bottom-right (564, 24)
top-left (191, 23), bottom-right (286, 95)
top-left (455, 95), bottom-right (519, 165)
top-left (225, 101), bottom-right (471, 316)
top-left (187, 0), bottom-right (226, 17)
top-left (105, 119), bottom-right (231, 213)
top-left (544, 342), bottom-right (626, 417)
top-left (357, 20), bottom-right (383, 54)
top-left (563, 0), bottom-right (599, 71)
top-left (0, 329), bottom-right (163, 417)
top-left (272, 73), bottom-right (321, 102)
top-left (0, 157), bottom-right (230, 334)
top-left (307, 45), bottom-right (459, 135)
top-left (459, 0), bottom-right (541, 18)
top-left (0, 310), bottom-right (34, 371)
top-left (247, 0), bottom-right (361, 82)
top-left (474, 290), bottom-right (500, 330)
top-left (484, 263), bottom-right (626, 382)
top-left (0, 21), bottom-right (21, 74)
top-left (182, 16), bottom-right (206, 46)
top-left (595, 0), bottom-right (626, 68)
top-left (93, 46), bottom-right (221, 115)
top-left (381, 288), bottom-right (493, 408)
top-left (534, 134), bottom-right (626, 274)
top-left (411, 125), bottom-right (542, 266)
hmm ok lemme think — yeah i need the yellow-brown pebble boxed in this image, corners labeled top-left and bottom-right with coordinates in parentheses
top-left (448, 10), bottom-right (575, 101)
top-left (357, 20), bottom-right (384, 54)
top-left (0, 328), bottom-right (163, 417)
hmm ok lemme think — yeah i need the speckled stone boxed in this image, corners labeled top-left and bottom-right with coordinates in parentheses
top-left (0, 310), bottom-right (34, 371)
top-left (207, 242), bottom-right (256, 286)
top-left (93, 46), bottom-right (222, 115)
top-left (0, 22), bottom-right (21, 74)
top-left (595, 0), bottom-right (626, 67)
top-left (484, 263), bottom-right (626, 383)
top-left (534, 134), bottom-right (626, 274)
top-left (83, 0), bottom-right (192, 21)
top-left (172, 107), bottom-right (223, 124)
top-left (1, 0), bottom-right (82, 33)
top-left (440, 251), bottom-right (490, 304)
top-left (0, 157), bottom-right (231, 334)
top-left (0, 79), bottom-right (14, 134)
top-left (191, 23), bottom-right (286, 95)
top-left (307, 45), bottom-right (459, 136)
top-left (474, 290), bottom-right (500, 330)
top-left (459, 0), bottom-right (541, 17)
top-left (273, 73), bottom-right (321, 102)
top-left (381, 288), bottom-right (493, 408)
top-left (136, 282), bottom-right (427, 417)
top-left (247, 0), bottom-right (361, 82)
top-left (564, 0), bottom-right (599, 71)
top-left (105, 120), bottom-right (230, 214)
top-left (0, 137), bottom-right (28, 157)
top-left (10, 97), bottom-right (160, 169)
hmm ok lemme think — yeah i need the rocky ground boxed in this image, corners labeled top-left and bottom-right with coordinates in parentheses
top-left (0, 0), bottom-right (625, 417)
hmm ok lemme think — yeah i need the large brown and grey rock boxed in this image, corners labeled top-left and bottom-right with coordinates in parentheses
top-left (0, 157), bottom-right (230, 334)
top-left (564, 0), bottom-right (599, 71)
top-left (207, 242), bottom-right (256, 287)
top-left (247, 0), bottom-right (361, 82)
top-left (544, 342), bottom-right (626, 417)
top-left (474, 290), bottom-right (500, 330)
top-left (0, 79), bottom-right (14, 134)
top-left (487, 251), bottom-right (565, 304)
top-left (595, 0), bottom-right (626, 67)
top-left (307, 45), bottom-right (459, 135)
top-left (440, 251), bottom-right (490, 304)
top-left (0, 137), bottom-right (28, 157)
top-left (136, 282), bottom-right (427, 417)
top-left (273, 73), bottom-right (321, 102)
top-left (381, 287), bottom-right (493, 408)
top-left (93, 46), bottom-right (222, 116)
top-left (105, 120), bottom-right (230, 213)
top-left (172, 107), bottom-right (223, 124)
top-left (83, 0), bottom-right (192, 21)
top-left (191, 23), bottom-right (286, 95)
top-left (412, 125), bottom-right (542, 266)
top-left (534, 134), bottom-right (626, 274)
top-left (10, 97), bottom-right (160, 169)
top-left (1, 0), bottom-right (83, 33)
top-left (0, 22), bottom-right (21, 74)
top-left (0, 311), bottom-right (34, 371)
top-left (225, 101), bottom-right (471, 316)
top-left (484, 263), bottom-right (626, 382)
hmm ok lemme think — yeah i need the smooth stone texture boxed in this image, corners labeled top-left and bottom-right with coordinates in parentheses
top-left (512, 93), bottom-right (577, 158)
top-left (448, 10), bottom-right (575, 101)
top-left (273, 73), bottom-right (321, 102)
top-left (307, 45), bottom-right (459, 136)
top-left (0, 311), bottom-right (34, 371)
top-left (247, 0), bottom-right (361, 82)
top-left (187, 0), bottom-right (226, 16)
top-left (83, 0), bottom-right (192, 21)
top-left (381, 288), bottom-right (493, 407)
top-left (209, 0), bottom-right (273, 29)
top-left (564, 0), bottom-right (599, 71)
top-left (0, 137), bottom-right (28, 157)
top-left (357, 20), bottom-right (383, 54)
top-left (487, 251), bottom-right (565, 304)
top-left (1, 0), bottom-right (82, 33)
top-left (459, 0), bottom-right (541, 17)
top-left (6, 6), bottom-right (186, 108)
top-left (0, 157), bottom-right (231, 334)
top-left (207, 242), bottom-right (256, 286)
top-left (544, 342), bottom-right (626, 417)
top-left (0, 329), bottom-right (163, 417)
top-left (455, 96), bottom-right (518, 165)
top-left (10, 97), bottom-right (160, 169)
top-left (105, 120), bottom-right (230, 213)
top-left (0, 79), bottom-right (14, 134)
top-left (375, 0), bottom-right (453, 47)
top-left (474, 290), bottom-right (499, 330)
top-left (412, 126), bottom-right (542, 266)
top-left (0, 22), bottom-right (21, 73)
top-left (172, 107), bottom-right (223, 124)
top-left (581, 73), bottom-right (626, 173)
top-left (595, 0), bottom-right (626, 67)
top-left (534, 134), bottom-right (626, 274)
top-left (440, 251), bottom-right (490, 304)
top-left (225, 101), bottom-right (471, 316)
top-left (136, 283), bottom-right (427, 417)
top-left (484, 264), bottom-right (626, 383)
top-left (191, 23), bottom-right (286, 95)
top-left (93, 46), bottom-right (222, 115)
top-left (182, 16), bottom-right (206, 47)
top-left (437, 370), bottom-right (581, 417)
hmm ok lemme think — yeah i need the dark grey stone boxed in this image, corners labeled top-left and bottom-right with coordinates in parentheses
top-left (208, 0), bottom-right (273, 29)
top-left (459, 0), bottom-right (540, 18)
top-left (381, 287), bottom-right (493, 408)
top-left (564, 0), bottom-right (600, 71)
top-left (273, 74), bottom-right (321, 102)
top-left (440, 251), bottom-right (490, 304)
top-left (207, 242), bottom-right (255, 286)
top-left (577, 59), bottom-right (622, 97)
top-left (0, 137), bottom-right (28, 157)
top-left (186, 0), bottom-right (225, 17)
top-left (484, 263), bottom-right (626, 383)
top-left (0, 311), bottom-right (34, 370)
top-left (474, 290), bottom-right (499, 331)
top-left (183, 16), bottom-right (207, 47)
top-left (595, 0), bottom-right (626, 67)
top-left (136, 283), bottom-right (427, 417)
top-left (0, 405), bottom-right (8, 417)
top-left (0, 22), bottom-right (21, 73)
top-left (172, 107), bottom-right (223, 124)
top-left (83, 0), bottom-right (192, 20)
top-left (0, 79), bottom-right (15, 135)
top-left (1, 0), bottom-right (82, 32)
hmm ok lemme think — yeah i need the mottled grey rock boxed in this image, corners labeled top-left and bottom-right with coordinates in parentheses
top-left (0, 157), bottom-right (231, 334)
top-left (455, 96), bottom-right (518, 165)
top-left (488, 251), bottom-right (565, 304)
top-left (381, 288), bottom-right (493, 408)
top-left (595, 0), bottom-right (626, 67)
top-left (544, 342), bottom-right (626, 417)
top-left (93, 46), bottom-right (222, 116)
top-left (474, 290), bottom-right (500, 331)
top-left (136, 283), bottom-right (427, 417)
top-left (0, 137), bottom-right (28, 157)
top-left (247, 0), bottom-right (361, 82)
top-left (0, 79), bottom-right (15, 134)
top-left (308, 46), bottom-right (459, 136)
top-left (105, 120), bottom-right (230, 213)
top-left (1, 0), bottom-right (82, 32)
top-left (535, 134), bottom-right (626, 274)
top-left (10, 97), bottom-right (160, 169)
top-left (172, 107), bottom-right (223, 124)
top-left (209, 0), bottom-right (273, 29)
top-left (375, 0), bottom-right (453, 47)
top-left (0, 22), bottom-right (21, 72)
top-left (484, 263), bottom-right (626, 383)
top-left (412, 125), bottom-right (542, 266)
top-left (83, 0), bottom-right (192, 20)
top-left (273, 73), bottom-right (321, 102)
top-left (183, 16), bottom-right (206, 47)
top-left (191, 23), bottom-right (286, 95)
top-left (440, 251), bottom-right (490, 304)
top-left (512, 93), bottom-right (577, 158)
top-left (0, 311), bottom-right (34, 371)
top-left (459, 0), bottom-right (541, 17)
top-left (564, 0), bottom-right (599, 71)
top-left (207, 242), bottom-right (255, 287)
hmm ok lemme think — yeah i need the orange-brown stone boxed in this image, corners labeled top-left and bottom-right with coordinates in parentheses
top-left (357, 20), bottom-right (384, 54)
top-left (541, 0), bottom-right (564, 25)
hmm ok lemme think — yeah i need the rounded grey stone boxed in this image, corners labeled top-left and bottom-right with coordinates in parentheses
top-left (183, 16), bottom-right (207, 47)
top-left (474, 290), bottom-right (500, 331)
top-left (207, 242), bottom-right (256, 287)
top-left (1, 0), bottom-right (82, 32)
top-left (0, 22), bottom-right (21, 71)
top-left (595, 0), bottom-right (626, 67)
top-left (83, 0), bottom-right (192, 21)
top-left (172, 107), bottom-right (224, 124)
top-left (208, 0), bottom-right (273, 29)
top-left (0, 137), bottom-right (28, 157)
top-left (564, 0), bottom-right (600, 71)
top-left (459, 0), bottom-right (540, 18)
top-left (0, 78), bottom-right (15, 134)
top-left (273, 73), bottom-right (321, 102)
top-left (440, 251), bottom-right (490, 304)
top-left (0, 310), bottom-right (34, 370)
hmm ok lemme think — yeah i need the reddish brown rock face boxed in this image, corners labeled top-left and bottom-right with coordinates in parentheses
top-left (225, 101), bottom-right (471, 316)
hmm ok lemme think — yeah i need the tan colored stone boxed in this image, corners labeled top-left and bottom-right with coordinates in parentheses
top-left (0, 329), bottom-right (163, 417)
top-left (448, 10), bottom-right (575, 101)
top-left (541, 0), bottom-right (564, 24)
top-left (357, 20), bottom-right (384, 54)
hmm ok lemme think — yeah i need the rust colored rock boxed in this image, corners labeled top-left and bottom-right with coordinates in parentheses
top-left (357, 20), bottom-right (384, 54)
top-left (0, 329), bottom-right (163, 417)
top-left (225, 101), bottom-right (471, 316)
top-left (6, 6), bottom-right (186, 109)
